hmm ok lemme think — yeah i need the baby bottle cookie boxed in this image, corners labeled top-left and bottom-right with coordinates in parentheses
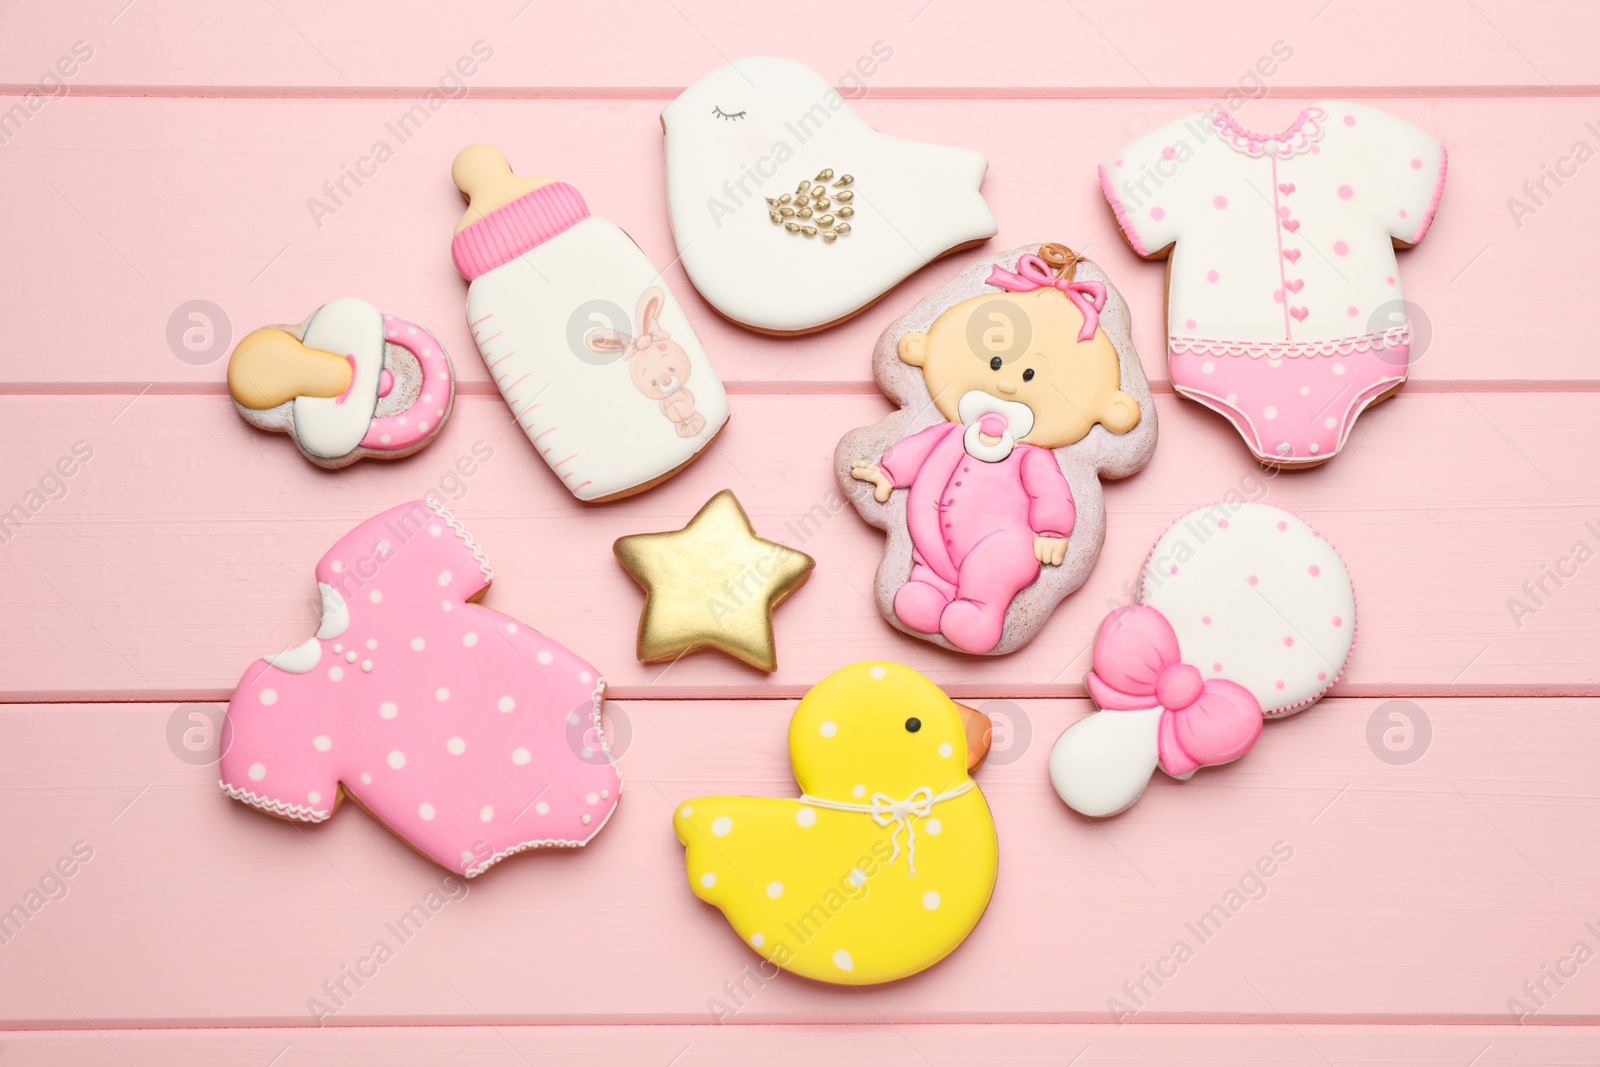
top-left (450, 145), bottom-right (730, 501)
top-left (835, 244), bottom-right (1157, 655)
top-left (226, 298), bottom-right (455, 468)
top-left (1049, 503), bottom-right (1356, 817)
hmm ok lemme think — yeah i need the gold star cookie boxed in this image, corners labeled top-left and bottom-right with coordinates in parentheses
top-left (614, 490), bottom-right (815, 672)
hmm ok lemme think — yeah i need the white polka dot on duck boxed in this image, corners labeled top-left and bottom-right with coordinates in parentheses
top-left (750, 932), bottom-right (764, 948)
top-left (512, 748), bottom-right (531, 765)
top-left (852, 785), bottom-right (866, 798)
top-left (766, 882), bottom-right (784, 898)
top-left (701, 871), bottom-right (717, 888)
top-left (387, 750), bottom-right (406, 769)
top-left (248, 763), bottom-right (266, 781)
top-left (680, 806), bottom-right (694, 818)
top-left (939, 743), bottom-right (953, 759)
top-left (419, 803), bottom-right (436, 821)
top-left (848, 868), bottom-right (866, 887)
top-left (923, 891), bottom-right (941, 910)
top-left (796, 807), bottom-right (817, 827)
top-left (536, 650), bottom-right (553, 665)
top-left (869, 666), bottom-right (887, 679)
top-left (446, 737), bottom-right (466, 755)
top-left (711, 816), bottom-right (733, 836)
top-left (925, 819), bottom-right (942, 836)
top-left (832, 949), bottom-right (853, 971)
top-left (498, 696), bottom-right (515, 712)
top-left (260, 689), bottom-right (277, 705)
top-left (819, 721), bottom-right (837, 738)
top-left (462, 632), bottom-right (477, 647)
top-left (312, 735), bottom-right (332, 752)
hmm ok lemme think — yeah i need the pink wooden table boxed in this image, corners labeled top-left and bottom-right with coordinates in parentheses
top-left (2, 1), bottom-right (1598, 1062)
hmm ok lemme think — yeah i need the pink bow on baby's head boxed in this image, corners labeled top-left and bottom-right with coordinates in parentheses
top-left (1086, 604), bottom-right (1263, 777)
top-left (987, 253), bottom-right (1108, 343)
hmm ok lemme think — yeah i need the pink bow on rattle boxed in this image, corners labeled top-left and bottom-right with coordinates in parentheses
top-left (986, 254), bottom-right (1108, 343)
top-left (1085, 605), bottom-right (1263, 777)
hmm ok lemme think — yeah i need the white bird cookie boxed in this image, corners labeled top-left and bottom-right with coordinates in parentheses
top-left (663, 56), bottom-right (998, 335)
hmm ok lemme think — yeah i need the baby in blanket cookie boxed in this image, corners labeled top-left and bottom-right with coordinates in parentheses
top-left (850, 245), bottom-right (1142, 654)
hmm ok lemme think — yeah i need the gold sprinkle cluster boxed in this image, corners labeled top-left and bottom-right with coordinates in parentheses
top-left (767, 168), bottom-right (855, 242)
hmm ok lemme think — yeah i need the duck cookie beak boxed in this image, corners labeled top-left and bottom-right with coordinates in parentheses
top-left (228, 328), bottom-right (352, 410)
top-left (955, 702), bottom-right (992, 770)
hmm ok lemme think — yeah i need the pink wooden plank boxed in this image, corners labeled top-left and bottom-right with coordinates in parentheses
top-left (0, 97), bottom-right (1589, 389)
top-left (0, 698), bottom-right (1595, 1025)
top-left (1, 1023), bottom-right (1596, 1066)
top-left (0, 392), bottom-right (1595, 700)
top-left (2, 0), bottom-right (1595, 91)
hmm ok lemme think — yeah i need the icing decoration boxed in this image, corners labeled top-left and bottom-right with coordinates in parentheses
top-left (767, 168), bottom-right (856, 242)
top-left (836, 243), bottom-right (1157, 655)
top-left (226, 298), bottom-right (455, 468)
top-left (449, 145), bottom-right (729, 501)
top-left (613, 490), bottom-right (814, 673)
top-left (985, 254), bottom-right (1106, 341)
top-left (674, 662), bottom-right (996, 985)
top-left (1049, 503), bottom-right (1356, 817)
top-left (219, 499), bottom-right (621, 876)
top-left (1100, 101), bottom-right (1446, 466)
top-left (663, 56), bottom-right (997, 335)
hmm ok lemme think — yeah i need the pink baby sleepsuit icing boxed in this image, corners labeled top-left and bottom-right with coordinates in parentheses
top-left (1101, 101), bottom-right (1446, 465)
top-left (219, 499), bottom-right (621, 877)
top-left (879, 421), bottom-right (1075, 654)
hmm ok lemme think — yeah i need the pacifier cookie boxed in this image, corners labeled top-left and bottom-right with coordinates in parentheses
top-left (835, 243), bottom-right (1157, 655)
top-left (674, 662), bottom-right (996, 985)
top-left (226, 298), bottom-right (455, 468)
top-left (663, 56), bottom-right (997, 334)
top-left (219, 500), bottom-right (621, 877)
top-left (1100, 101), bottom-right (1446, 467)
top-left (1049, 503), bottom-right (1356, 817)
top-left (450, 144), bottom-right (729, 502)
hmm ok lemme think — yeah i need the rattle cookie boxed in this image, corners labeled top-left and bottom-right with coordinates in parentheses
top-left (450, 144), bottom-right (730, 502)
top-left (226, 297), bottom-right (455, 468)
top-left (219, 499), bottom-right (621, 877)
top-left (1049, 503), bottom-right (1356, 817)
top-left (674, 662), bottom-right (996, 985)
top-left (1101, 101), bottom-right (1446, 466)
top-left (663, 56), bottom-right (997, 334)
top-left (836, 243), bottom-right (1157, 655)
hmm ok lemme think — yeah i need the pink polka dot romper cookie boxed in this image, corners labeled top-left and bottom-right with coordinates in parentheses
top-left (1101, 102), bottom-right (1447, 465)
top-left (220, 499), bottom-right (621, 876)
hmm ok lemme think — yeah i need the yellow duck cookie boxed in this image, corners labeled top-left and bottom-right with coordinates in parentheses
top-left (673, 662), bottom-right (996, 985)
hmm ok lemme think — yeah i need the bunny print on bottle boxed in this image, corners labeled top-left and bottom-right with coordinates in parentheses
top-left (450, 145), bottom-right (730, 502)
top-left (584, 288), bottom-right (707, 439)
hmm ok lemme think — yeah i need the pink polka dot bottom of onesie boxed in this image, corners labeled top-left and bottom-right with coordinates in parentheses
top-left (1170, 347), bottom-right (1408, 465)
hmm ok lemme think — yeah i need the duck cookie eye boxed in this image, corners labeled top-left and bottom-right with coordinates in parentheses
top-left (988, 356), bottom-right (1003, 371)
top-left (711, 106), bottom-right (746, 121)
top-left (1022, 368), bottom-right (1035, 382)
top-left (904, 717), bottom-right (922, 733)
